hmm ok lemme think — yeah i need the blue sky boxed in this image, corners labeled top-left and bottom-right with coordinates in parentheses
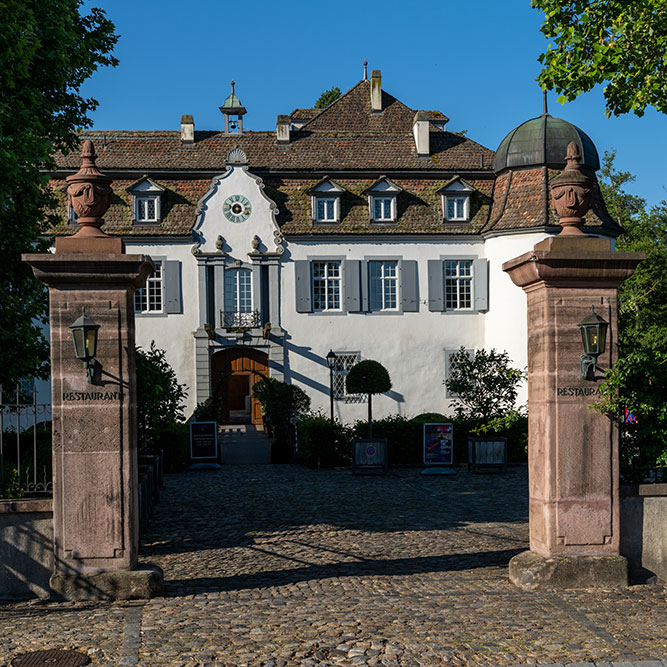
top-left (81, 0), bottom-right (667, 208)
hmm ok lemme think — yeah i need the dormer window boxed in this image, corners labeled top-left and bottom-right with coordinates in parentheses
top-left (438, 177), bottom-right (475, 223)
top-left (308, 178), bottom-right (345, 223)
top-left (127, 176), bottom-right (165, 225)
top-left (364, 177), bottom-right (402, 223)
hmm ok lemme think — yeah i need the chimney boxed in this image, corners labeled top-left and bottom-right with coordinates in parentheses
top-left (370, 69), bottom-right (382, 114)
top-left (413, 111), bottom-right (430, 157)
top-left (276, 115), bottom-right (290, 145)
top-left (180, 114), bottom-right (194, 145)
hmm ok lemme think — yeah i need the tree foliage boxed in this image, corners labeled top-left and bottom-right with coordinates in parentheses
top-left (0, 1), bottom-right (118, 389)
top-left (532, 0), bottom-right (667, 116)
top-left (445, 348), bottom-right (525, 421)
top-left (252, 377), bottom-right (311, 451)
top-left (346, 360), bottom-right (392, 438)
top-left (593, 152), bottom-right (667, 470)
top-left (314, 86), bottom-right (341, 109)
top-left (136, 342), bottom-right (187, 450)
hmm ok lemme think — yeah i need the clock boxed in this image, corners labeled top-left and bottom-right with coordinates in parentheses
top-left (223, 194), bottom-right (252, 223)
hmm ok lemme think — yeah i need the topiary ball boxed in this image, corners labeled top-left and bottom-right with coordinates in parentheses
top-left (346, 359), bottom-right (392, 395)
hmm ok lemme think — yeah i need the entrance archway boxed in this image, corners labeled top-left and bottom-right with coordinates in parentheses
top-left (211, 348), bottom-right (268, 425)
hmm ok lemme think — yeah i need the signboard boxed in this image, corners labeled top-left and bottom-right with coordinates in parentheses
top-left (352, 438), bottom-right (388, 474)
top-left (189, 421), bottom-right (218, 460)
top-left (423, 423), bottom-right (453, 466)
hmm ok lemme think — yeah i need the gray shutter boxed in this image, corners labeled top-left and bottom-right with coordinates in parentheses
top-left (361, 260), bottom-right (369, 312)
top-left (401, 260), bottom-right (419, 312)
top-left (427, 260), bottom-right (444, 312)
top-left (294, 261), bottom-right (312, 313)
top-left (473, 258), bottom-right (489, 312)
top-left (164, 260), bottom-right (182, 314)
top-left (344, 260), bottom-right (361, 312)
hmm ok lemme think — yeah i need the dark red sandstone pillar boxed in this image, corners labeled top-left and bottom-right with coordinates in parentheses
top-left (503, 235), bottom-right (643, 589)
top-left (23, 141), bottom-right (162, 600)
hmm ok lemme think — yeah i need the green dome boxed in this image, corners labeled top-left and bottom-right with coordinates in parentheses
top-left (493, 114), bottom-right (600, 174)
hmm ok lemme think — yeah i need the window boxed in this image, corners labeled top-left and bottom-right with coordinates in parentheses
top-left (134, 261), bottom-right (163, 313)
top-left (68, 204), bottom-right (79, 225)
top-left (444, 260), bottom-right (472, 310)
top-left (308, 178), bottom-right (344, 223)
top-left (444, 348), bottom-right (474, 398)
top-left (332, 352), bottom-right (364, 401)
top-left (445, 196), bottom-right (469, 221)
top-left (372, 197), bottom-right (394, 222)
top-left (365, 177), bottom-right (401, 223)
top-left (223, 268), bottom-right (256, 327)
top-left (316, 198), bottom-right (337, 222)
top-left (312, 261), bottom-right (341, 311)
top-left (369, 261), bottom-right (398, 311)
top-left (135, 195), bottom-right (160, 223)
top-left (127, 177), bottom-right (165, 224)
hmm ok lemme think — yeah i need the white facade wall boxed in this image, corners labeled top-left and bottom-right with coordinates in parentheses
top-left (283, 238), bottom-right (487, 422)
top-left (124, 240), bottom-right (200, 414)
top-left (483, 231), bottom-right (551, 407)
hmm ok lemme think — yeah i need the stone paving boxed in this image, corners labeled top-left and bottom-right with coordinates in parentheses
top-left (0, 464), bottom-right (666, 667)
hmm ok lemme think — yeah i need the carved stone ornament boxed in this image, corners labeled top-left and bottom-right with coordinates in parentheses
top-left (251, 234), bottom-right (261, 251)
top-left (66, 140), bottom-right (113, 237)
top-left (550, 141), bottom-right (594, 235)
top-left (215, 234), bottom-right (225, 251)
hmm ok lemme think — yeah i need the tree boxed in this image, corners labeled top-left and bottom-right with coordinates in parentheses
top-left (532, 0), bottom-right (667, 116)
top-left (346, 360), bottom-right (392, 437)
top-left (252, 377), bottom-right (311, 457)
top-left (314, 86), bottom-right (341, 109)
top-left (136, 343), bottom-right (187, 450)
top-left (0, 1), bottom-right (118, 389)
top-left (445, 348), bottom-right (525, 421)
top-left (593, 152), bottom-right (667, 471)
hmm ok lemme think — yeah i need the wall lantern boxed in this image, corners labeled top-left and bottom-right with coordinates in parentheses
top-left (326, 350), bottom-right (337, 422)
top-left (69, 307), bottom-right (100, 383)
top-left (578, 306), bottom-right (608, 380)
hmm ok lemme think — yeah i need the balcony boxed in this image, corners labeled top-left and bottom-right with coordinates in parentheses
top-left (220, 310), bottom-right (261, 330)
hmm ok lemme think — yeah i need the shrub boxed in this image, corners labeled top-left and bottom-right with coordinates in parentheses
top-left (472, 408), bottom-right (528, 463)
top-left (253, 378), bottom-right (311, 460)
top-left (154, 421), bottom-right (190, 473)
top-left (446, 348), bottom-right (525, 421)
top-left (298, 414), bottom-right (351, 468)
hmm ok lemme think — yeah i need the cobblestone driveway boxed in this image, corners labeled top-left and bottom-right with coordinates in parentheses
top-left (1, 465), bottom-right (666, 667)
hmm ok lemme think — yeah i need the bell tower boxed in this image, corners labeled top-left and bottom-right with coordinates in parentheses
top-left (219, 80), bottom-right (247, 134)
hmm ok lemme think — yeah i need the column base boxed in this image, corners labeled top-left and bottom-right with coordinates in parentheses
top-left (509, 550), bottom-right (627, 590)
top-left (50, 564), bottom-right (164, 601)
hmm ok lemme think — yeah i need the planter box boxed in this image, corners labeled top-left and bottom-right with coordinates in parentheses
top-left (352, 438), bottom-right (388, 475)
top-left (468, 437), bottom-right (508, 473)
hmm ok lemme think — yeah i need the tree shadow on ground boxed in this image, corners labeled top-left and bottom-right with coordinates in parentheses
top-left (162, 547), bottom-right (524, 596)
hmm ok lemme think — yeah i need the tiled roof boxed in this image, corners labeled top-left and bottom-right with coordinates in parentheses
top-left (484, 167), bottom-right (621, 234)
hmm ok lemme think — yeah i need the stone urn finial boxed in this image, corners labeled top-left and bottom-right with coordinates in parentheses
top-left (66, 140), bottom-right (113, 237)
top-left (550, 141), bottom-right (594, 235)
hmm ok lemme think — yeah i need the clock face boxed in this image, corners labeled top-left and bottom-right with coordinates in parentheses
top-left (223, 194), bottom-right (252, 223)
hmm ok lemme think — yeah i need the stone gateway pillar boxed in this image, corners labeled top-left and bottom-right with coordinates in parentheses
top-left (24, 141), bottom-right (163, 600)
top-left (502, 143), bottom-right (644, 590)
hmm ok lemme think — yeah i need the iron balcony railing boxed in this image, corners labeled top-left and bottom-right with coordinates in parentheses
top-left (220, 310), bottom-right (261, 329)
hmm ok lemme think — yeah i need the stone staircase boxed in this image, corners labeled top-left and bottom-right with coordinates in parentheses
top-left (219, 424), bottom-right (272, 465)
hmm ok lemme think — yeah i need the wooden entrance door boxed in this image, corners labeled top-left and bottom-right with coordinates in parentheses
top-left (211, 348), bottom-right (268, 425)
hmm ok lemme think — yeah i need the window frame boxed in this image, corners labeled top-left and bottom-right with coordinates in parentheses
top-left (370, 196), bottom-right (396, 223)
top-left (134, 194), bottom-right (161, 224)
top-left (134, 258), bottom-right (165, 316)
top-left (443, 258), bottom-right (474, 311)
top-left (311, 259), bottom-right (343, 312)
top-left (332, 351), bottom-right (366, 402)
top-left (313, 196), bottom-right (340, 223)
top-left (224, 266), bottom-right (253, 314)
top-left (444, 195), bottom-right (470, 222)
top-left (368, 259), bottom-right (399, 312)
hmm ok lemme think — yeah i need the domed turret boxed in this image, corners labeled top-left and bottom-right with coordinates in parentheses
top-left (493, 113), bottom-right (600, 174)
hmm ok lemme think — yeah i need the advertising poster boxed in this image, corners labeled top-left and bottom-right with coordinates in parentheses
top-left (190, 421), bottom-right (218, 460)
top-left (423, 423), bottom-right (454, 466)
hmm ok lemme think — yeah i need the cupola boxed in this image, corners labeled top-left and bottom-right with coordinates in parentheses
top-left (219, 80), bottom-right (247, 134)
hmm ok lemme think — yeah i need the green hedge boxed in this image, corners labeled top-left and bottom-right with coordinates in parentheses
top-left (297, 415), bottom-right (351, 468)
